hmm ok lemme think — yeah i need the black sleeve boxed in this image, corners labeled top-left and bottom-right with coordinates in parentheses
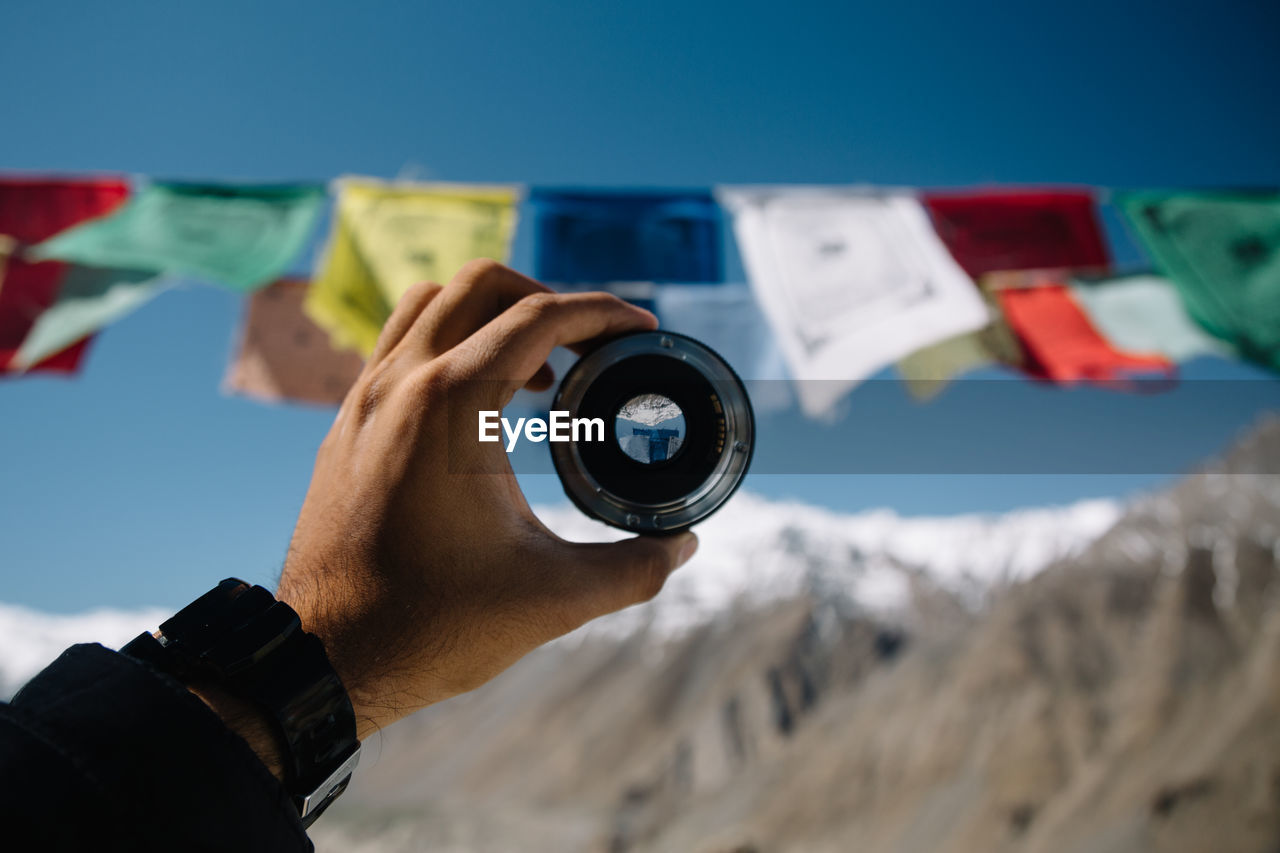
top-left (0, 643), bottom-right (314, 853)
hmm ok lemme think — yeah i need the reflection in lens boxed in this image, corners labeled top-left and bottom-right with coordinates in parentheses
top-left (615, 393), bottom-right (686, 465)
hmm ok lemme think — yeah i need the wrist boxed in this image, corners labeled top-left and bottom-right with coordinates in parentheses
top-left (186, 680), bottom-right (287, 781)
top-left (122, 579), bottom-right (363, 826)
top-left (275, 573), bottom-right (400, 740)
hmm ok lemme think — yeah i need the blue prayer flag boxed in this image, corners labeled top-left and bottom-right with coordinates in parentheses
top-left (531, 189), bottom-right (724, 284)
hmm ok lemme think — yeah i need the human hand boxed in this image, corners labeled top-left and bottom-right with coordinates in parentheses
top-left (277, 260), bottom-right (698, 739)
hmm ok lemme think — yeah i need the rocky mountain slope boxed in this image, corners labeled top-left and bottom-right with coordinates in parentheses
top-left (311, 417), bottom-right (1280, 853)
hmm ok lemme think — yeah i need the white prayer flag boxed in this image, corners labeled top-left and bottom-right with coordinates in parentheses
top-left (718, 187), bottom-right (989, 417)
top-left (653, 283), bottom-right (792, 413)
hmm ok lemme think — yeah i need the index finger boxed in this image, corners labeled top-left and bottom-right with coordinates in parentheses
top-left (449, 291), bottom-right (658, 405)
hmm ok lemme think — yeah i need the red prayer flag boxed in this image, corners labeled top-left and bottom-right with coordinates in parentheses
top-left (923, 189), bottom-right (1110, 278)
top-left (997, 282), bottom-right (1173, 385)
top-left (0, 176), bottom-right (130, 374)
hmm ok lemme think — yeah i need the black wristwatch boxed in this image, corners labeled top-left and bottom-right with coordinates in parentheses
top-left (122, 578), bottom-right (361, 828)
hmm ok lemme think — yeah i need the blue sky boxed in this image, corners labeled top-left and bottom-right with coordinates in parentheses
top-left (1, 0), bottom-right (1278, 612)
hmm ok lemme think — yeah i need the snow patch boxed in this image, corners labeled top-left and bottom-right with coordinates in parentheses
top-left (0, 604), bottom-right (170, 699)
top-left (533, 491), bottom-right (1122, 639)
top-left (616, 393), bottom-right (682, 427)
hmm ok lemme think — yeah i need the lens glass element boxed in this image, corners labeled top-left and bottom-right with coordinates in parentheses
top-left (614, 393), bottom-right (686, 465)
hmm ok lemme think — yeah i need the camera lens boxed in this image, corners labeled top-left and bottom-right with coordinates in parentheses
top-left (551, 331), bottom-right (754, 534)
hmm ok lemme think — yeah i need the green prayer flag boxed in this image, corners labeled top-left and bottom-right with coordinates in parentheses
top-left (30, 182), bottom-right (326, 292)
top-left (1116, 191), bottom-right (1280, 370)
top-left (13, 267), bottom-right (169, 369)
top-left (1070, 274), bottom-right (1233, 363)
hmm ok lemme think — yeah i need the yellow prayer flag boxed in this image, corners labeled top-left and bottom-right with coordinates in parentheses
top-left (306, 215), bottom-right (387, 355)
top-left (897, 331), bottom-right (994, 401)
top-left (895, 280), bottom-right (1028, 401)
top-left (306, 178), bottom-right (520, 355)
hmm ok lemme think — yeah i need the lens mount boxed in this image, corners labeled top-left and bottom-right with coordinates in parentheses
top-left (551, 331), bottom-right (754, 533)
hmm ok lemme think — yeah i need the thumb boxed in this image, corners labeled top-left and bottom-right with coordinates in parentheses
top-left (568, 532), bottom-right (699, 621)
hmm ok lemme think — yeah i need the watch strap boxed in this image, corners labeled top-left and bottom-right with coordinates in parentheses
top-left (122, 579), bottom-right (360, 827)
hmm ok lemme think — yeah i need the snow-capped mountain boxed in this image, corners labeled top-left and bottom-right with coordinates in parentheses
top-left (536, 493), bottom-right (1120, 638)
top-left (309, 418), bottom-right (1279, 853)
top-left (0, 492), bottom-right (1118, 699)
top-left (616, 393), bottom-right (684, 427)
top-left (3, 419), bottom-right (1276, 853)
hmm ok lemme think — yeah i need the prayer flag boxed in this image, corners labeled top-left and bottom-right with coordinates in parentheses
top-left (653, 283), bottom-right (791, 411)
top-left (531, 189), bottom-right (723, 284)
top-left (653, 284), bottom-right (787, 381)
top-left (719, 186), bottom-right (989, 417)
top-left (1070, 274), bottom-right (1233, 363)
top-left (0, 176), bottom-right (130, 374)
top-left (924, 189), bottom-right (1110, 277)
top-left (1115, 191), bottom-right (1280, 370)
top-left (896, 331), bottom-right (997, 402)
top-left (895, 288), bottom-right (1027, 401)
top-left (13, 267), bottom-right (168, 370)
top-left (31, 182), bottom-right (326, 292)
top-left (995, 277), bottom-right (1173, 384)
top-left (0, 235), bottom-right (14, 278)
top-left (225, 278), bottom-right (365, 406)
top-left (306, 179), bottom-right (519, 355)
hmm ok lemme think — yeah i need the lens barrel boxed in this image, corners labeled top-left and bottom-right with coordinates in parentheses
top-left (551, 331), bottom-right (754, 533)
